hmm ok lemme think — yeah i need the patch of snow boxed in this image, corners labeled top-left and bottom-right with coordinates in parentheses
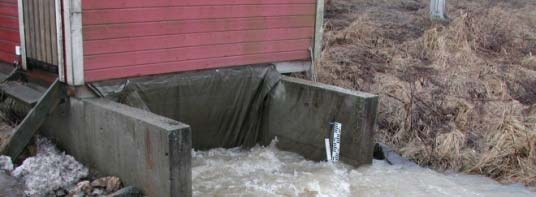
top-left (0, 155), bottom-right (13, 171)
top-left (11, 137), bottom-right (88, 196)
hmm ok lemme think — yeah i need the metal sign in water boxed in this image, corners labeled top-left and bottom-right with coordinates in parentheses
top-left (331, 122), bottom-right (342, 162)
top-left (325, 138), bottom-right (332, 161)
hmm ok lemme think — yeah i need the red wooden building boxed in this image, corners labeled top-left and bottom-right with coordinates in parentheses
top-left (0, 0), bottom-right (19, 64)
top-left (0, 0), bottom-right (324, 86)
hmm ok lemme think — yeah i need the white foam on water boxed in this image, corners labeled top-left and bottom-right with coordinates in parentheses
top-left (192, 142), bottom-right (535, 197)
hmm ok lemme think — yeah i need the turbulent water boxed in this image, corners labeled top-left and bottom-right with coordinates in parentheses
top-left (192, 142), bottom-right (535, 197)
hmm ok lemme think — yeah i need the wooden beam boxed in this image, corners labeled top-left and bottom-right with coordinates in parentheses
top-left (17, 0), bottom-right (26, 69)
top-left (310, 0), bottom-right (324, 81)
top-left (0, 79), bottom-right (65, 159)
top-left (63, 0), bottom-right (84, 86)
top-left (55, 0), bottom-right (64, 82)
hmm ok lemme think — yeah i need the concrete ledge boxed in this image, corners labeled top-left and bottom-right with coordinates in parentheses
top-left (262, 77), bottom-right (379, 167)
top-left (41, 97), bottom-right (192, 197)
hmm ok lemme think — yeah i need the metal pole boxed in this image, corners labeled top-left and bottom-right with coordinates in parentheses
top-left (430, 0), bottom-right (448, 21)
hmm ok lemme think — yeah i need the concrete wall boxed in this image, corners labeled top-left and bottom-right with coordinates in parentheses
top-left (41, 97), bottom-right (192, 197)
top-left (39, 66), bottom-right (378, 196)
top-left (262, 77), bottom-right (379, 167)
top-left (94, 65), bottom-right (379, 167)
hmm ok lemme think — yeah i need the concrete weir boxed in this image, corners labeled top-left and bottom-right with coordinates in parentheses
top-left (40, 65), bottom-right (378, 197)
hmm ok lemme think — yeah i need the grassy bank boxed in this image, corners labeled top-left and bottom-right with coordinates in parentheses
top-left (318, 0), bottom-right (536, 186)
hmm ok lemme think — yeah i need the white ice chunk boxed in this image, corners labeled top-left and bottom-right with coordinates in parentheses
top-left (12, 137), bottom-right (88, 196)
top-left (0, 155), bottom-right (13, 171)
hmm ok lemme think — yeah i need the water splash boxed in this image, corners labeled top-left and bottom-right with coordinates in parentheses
top-left (192, 143), bottom-right (535, 197)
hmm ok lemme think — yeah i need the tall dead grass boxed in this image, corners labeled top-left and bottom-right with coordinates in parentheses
top-left (319, 0), bottom-right (536, 186)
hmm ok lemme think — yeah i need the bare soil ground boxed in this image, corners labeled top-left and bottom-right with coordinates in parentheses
top-left (318, 0), bottom-right (536, 186)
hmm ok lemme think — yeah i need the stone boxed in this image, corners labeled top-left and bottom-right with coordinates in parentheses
top-left (91, 188), bottom-right (104, 196)
top-left (91, 176), bottom-right (122, 192)
top-left (71, 180), bottom-right (92, 195)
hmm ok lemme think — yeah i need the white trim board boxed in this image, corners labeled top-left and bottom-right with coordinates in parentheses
top-left (63, 0), bottom-right (84, 86)
top-left (311, 0), bottom-right (325, 81)
top-left (55, 0), bottom-right (65, 82)
top-left (17, 0), bottom-right (27, 69)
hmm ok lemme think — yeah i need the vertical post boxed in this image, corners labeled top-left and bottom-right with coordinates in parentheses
top-left (430, 0), bottom-right (448, 21)
top-left (63, 0), bottom-right (85, 86)
top-left (55, 0), bottom-right (65, 82)
top-left (311, 0), bottom-right (325, 81)
top-left (17, 0), bottom-right (27, 69)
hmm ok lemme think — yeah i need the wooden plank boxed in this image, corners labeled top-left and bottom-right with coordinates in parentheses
top-left (0, 81), bottom-right (43, 105)
top-left (0, 2), bottom-right (17, 16)
top-left (63, 0), bottom-right (73, 85)
top-left (0, 79), bottom-right (65, 159)
top-left (55, 0), bottom-right (64, 81)
top-left (23, 0), bottom-right (30, 58)
top-left (84, 27), bottom-right (314, 55)
top-left (43, 0), bottom-right (51, 63)
top-left (41, 0), bottom-right (53, 64)
top-left (0, 0), bottom-right (18, 63)
top-left (82, 0), bottom-right (316, 10)
top-left (63, 0), bottom-right (84, 85)
top-left (0, 0), bottom-right (17, 4)
top-left (0, 40), bottom-right (16, 53)
top-left (0, 15), bottom-right (18, 30)
top-left (0, 49), bottom-right (15, 62)
top-left (38, 0), bottom-right (45, 63)
top-left (84, 39), bottom-right (311, 70)
top-left (83, 4), bottom-right (316, 25)
top-left (85, 50), bottom-right (309, 81)
top-left (30, 0), bottom-right (38, 60)
top-left (17, 0), bottom-right (26, 69)
top-left (310, 0), bottom-right (324, 81)
top-left (70, 0), bottom-right (84, 85)
top-left (50, 0), bottom-right (57, 65)
top-left (27, 0), bottom-right (34, 60)
top-left (0, 28), bottom-right (18, 42)
top-left (84, 15), bottom-right (314, 40)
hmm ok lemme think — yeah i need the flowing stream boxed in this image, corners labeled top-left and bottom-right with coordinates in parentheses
top-left (2, 140), bottom-right (535, 196)
top-left (192, 143), bottom-right (535, 197)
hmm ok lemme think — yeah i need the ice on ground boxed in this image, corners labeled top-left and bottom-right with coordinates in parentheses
top-left (11, 137), bottom-right (88, 196)
top-left (192, 142), bottom-right (536, 197)
top-left (0, 155), bottom-right (13, 171)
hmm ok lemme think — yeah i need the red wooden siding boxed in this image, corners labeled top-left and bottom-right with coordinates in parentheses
top-left (0, 0), bottom-right (19, 63)
top-left (82, 0), bottom-right (316, 82)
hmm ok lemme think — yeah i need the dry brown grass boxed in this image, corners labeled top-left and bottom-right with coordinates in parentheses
top-left (319, 0), bottom-right (536, 186)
